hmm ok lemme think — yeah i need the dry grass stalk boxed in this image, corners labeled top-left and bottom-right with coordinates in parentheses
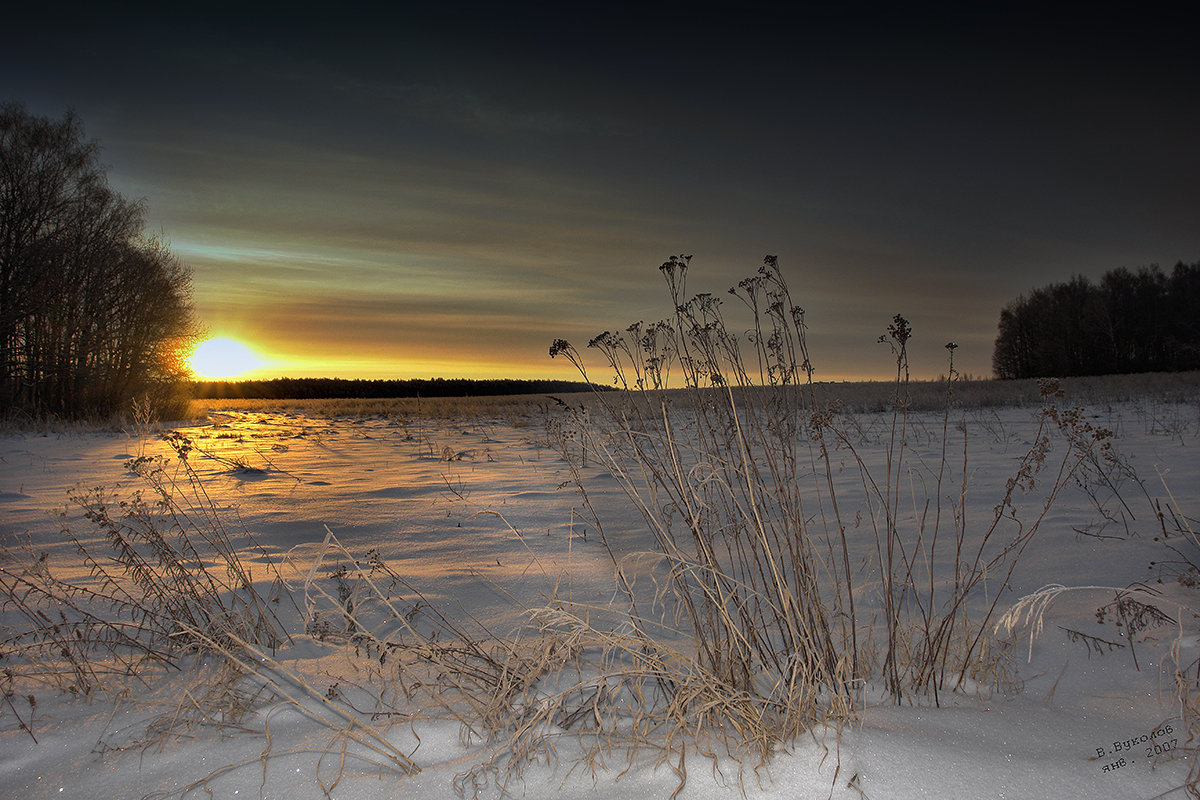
top-left (1156, 470), bottom-right (1200, 797)
top-left (548, 255), bottom-right (1122, 759)
top-left (0, 436), bottom-right (289, 700)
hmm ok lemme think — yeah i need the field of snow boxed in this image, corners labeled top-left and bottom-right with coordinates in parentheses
top-left (1, 386), bottom-right (1198, 799)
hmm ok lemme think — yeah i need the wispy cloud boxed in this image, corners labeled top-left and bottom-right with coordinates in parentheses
top-left (9, 6), bottom-right (1198, 381)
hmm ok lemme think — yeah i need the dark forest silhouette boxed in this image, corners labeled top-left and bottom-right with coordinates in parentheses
top-left (993, 262), bottom-right (1200, 379)
top-left (191, 377), bottom-right (606, 400)
top-left (0, 103), bottom-right (197, 418)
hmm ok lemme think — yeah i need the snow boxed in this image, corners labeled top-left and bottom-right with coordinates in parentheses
top-left (1, 395), bottom-right (1197, 799)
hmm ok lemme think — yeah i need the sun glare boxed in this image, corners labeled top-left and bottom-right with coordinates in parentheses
top-left (188, 337), bottom-right (264, 380)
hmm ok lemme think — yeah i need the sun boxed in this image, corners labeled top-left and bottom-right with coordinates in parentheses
top-left (188, 337), bottom-right (265, 380)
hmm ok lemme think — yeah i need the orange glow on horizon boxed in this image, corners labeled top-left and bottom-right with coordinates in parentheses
top-left (185, 340), bottom-right (889, 385)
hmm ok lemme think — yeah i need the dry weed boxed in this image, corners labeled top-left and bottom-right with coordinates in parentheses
top-left (548, 255), bottom-right (1125, 766)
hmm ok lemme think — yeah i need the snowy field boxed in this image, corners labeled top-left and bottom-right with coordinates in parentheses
top-left (2, 385), bottom-right (1198, 800)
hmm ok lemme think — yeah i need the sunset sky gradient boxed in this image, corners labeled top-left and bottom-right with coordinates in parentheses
top-left (5, 5), bottom-right (1198, 381)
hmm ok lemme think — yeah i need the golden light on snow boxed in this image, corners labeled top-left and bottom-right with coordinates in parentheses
top-left (188, 337), bottom-right (265, 380)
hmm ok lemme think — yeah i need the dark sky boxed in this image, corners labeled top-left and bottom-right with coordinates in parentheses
top-left (5, 4), bottom-right (1198, 380)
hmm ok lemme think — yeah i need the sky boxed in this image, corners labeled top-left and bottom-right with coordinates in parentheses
top-left (4, 3), bottom-right (1198, 382)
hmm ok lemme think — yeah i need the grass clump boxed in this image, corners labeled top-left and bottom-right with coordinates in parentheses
top-left (547, 255), bottom-right (1120, 761)
top-left (0, 433), bottom-right (288, 700)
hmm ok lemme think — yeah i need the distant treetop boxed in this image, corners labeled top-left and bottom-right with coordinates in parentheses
top-left (992, 261), bottom-right (1200, 379)
top-left (190, 377), bottom-right (609, 400)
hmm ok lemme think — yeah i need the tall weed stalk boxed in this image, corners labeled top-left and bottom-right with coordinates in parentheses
top-left (549, 255), bottom-right (1116, 751)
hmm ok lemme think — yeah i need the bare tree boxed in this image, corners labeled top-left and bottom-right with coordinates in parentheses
top-left (0, 102), bottom-right (198, 418)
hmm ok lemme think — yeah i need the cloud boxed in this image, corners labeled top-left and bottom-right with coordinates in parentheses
top-left (11, 5), bottom-right (1199, 382)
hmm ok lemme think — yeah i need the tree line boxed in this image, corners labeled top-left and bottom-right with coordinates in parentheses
top-left (1, 103), bottom-right (197, 418)
top-left (8, 104), bottom-right (1195, 414)
top-left (992, 261), bottom-right (1200, 379)
top-left (192, 377), bottom-right (608, 400)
